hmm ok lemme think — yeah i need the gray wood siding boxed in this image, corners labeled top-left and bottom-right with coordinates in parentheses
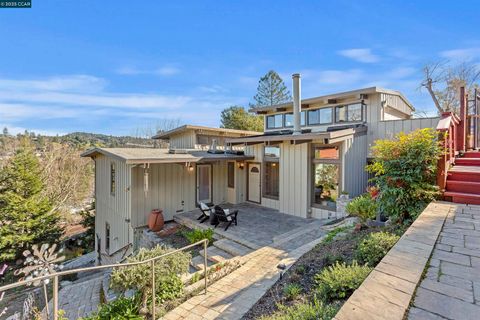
top-left (368, 117), bottom-right (440, 154)
top-left (94, 155), bottom-right (132, 255)
top-left (381, 93), bottom-right (413, 116)
top-left (169, 131), bottom-right (196, 149)
top-left (344, 133), bottom-right (369, 198)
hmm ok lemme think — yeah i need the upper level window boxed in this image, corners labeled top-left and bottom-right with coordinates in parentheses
top-left (335, 103), bottom-right (364, 123)
top-left (197, 135), bottom-right (225, 146)
top-left (284, 113), bottom-right (294, 127)
top-left (308, 108), bottom-right (332, 125)
top-left (266, 114), bottom-right (283, 129)
top-left (301, 111), bottom-right (306, 126)
top-left (110, 163), bottom-right (116, 196)
top-left (264, 146), bottom-right (280, 158)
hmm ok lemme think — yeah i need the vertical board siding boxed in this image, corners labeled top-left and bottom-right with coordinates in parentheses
top-left (94, 155), bottom-right (131, 255)
top-left (368, 117), bottom-right (440, 153)
top-left (344, 133), bottom-right (369, 198)
top-left (169, 131), bottom-right (196, 149)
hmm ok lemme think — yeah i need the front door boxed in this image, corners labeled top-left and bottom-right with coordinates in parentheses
top-left (196, 164), bottom-right (212, 204)
top-left (248, 163), bottom-right (261, 203)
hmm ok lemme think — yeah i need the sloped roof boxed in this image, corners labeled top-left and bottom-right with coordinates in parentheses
top-left (81, 148), bottom-right (254, 164)
top-left (249, 87), bottom-right (414, 113)
top-left (152, 124), bottom-right (261, 140)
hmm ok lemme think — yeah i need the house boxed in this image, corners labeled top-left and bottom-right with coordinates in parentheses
top-left (81, 73), bottom-right (439, 262)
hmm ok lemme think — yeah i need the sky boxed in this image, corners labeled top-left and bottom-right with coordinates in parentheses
top-left (0, 0), bottom-right (479, 136)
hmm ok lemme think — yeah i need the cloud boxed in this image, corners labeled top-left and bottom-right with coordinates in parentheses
top-left (440, 48), bottom-right (480, 61)
top-left (0, 75), bottom-right (107, 93)
top-left (115, 65), bottom-right (181, 76)
top-left (338, 48), bottom-right (380, 63)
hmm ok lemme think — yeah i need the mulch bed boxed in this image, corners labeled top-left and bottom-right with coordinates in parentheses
top-left (242, 228), bottom-right (377, 320)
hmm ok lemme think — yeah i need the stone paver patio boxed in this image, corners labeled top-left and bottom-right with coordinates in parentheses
top-left (408, 204), bottom-right (480, 320)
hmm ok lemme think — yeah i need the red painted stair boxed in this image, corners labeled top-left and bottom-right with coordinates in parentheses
top-left (444, 152), bottom-right (480, 205)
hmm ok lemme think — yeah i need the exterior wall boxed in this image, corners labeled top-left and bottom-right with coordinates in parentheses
top-left (368, 117), bottom-right (440, 154)
top-left (131, 163), bottom-right (196, 226)
top-left (169, 131), bottom-right (197, 149)
top-left (381, 93), bottom-right (413, 116)
top-left (94, 154), bottom-right (132, 257)
top-left (343, 132), bottom-right (369, 197)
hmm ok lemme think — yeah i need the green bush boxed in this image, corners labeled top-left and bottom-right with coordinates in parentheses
top-left (346, 194), bottom-right (377, 222)
top-left (283, 283), bottom-right (302, 300)
top-left (182, 228), bottom-right (214, 245)
top-left (315, 261), bottom-right (372, 302)
top-left (259, 299), bottom-right (339, 320)
top-left (323, 226), bottom-right (350, 244)
top-left (81, 296), bottom-right (143, 320)
top-left (110, 245), bottom-right (190, 311)
top-left (356, 232), bottom-right (399, 266)
top-left (367, 128), bottom-right (442, 224)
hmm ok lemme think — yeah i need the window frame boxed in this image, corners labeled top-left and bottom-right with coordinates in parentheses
top-left (105, 222), bottom-right (111, 253)
top-left (110, 162), bottom-right (116, 196)
top-left (266, 114), bottom-right (284, 129)
top-left (263, 159), bottom-right (280, 200)
top-left (335, 103), bottom-right (365, 123)
top-left (227, 161), bottom-right (235, 189)
top-left (311, 144), bottom-right (342, 211)
top-left (307, 107), bottom-right (333, 126)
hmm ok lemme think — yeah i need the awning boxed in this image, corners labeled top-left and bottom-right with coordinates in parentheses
top-left (226, 127), bottom-right (366, 145)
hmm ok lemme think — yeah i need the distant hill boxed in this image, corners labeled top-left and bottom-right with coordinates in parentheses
top-left (58, 132), bottom-right (163, 148)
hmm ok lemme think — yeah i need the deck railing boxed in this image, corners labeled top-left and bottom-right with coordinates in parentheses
top-left (0, 239), bottom-right (209, 320)
top-left (436, 111), bottom-right (461, 190)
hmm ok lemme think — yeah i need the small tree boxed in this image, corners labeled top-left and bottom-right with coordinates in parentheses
top-left (2, 127), bottom-right (8, 136)
top-left (220, 106), bottom-right (263, 132)
top-left (0, 140), bottom-right (63, 260)
top-left (366, 128), bottom-right (442, 224)
top-left (253, 70), bottom-right (291, 107)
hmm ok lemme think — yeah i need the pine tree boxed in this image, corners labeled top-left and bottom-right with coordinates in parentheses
top-left (0, 140), bottom-right (63, 260)
top-left (2, 127), bottom-right (8, 136)
top-left (253, 70), bottom-right (291, 106)
top-left (220, 106), bottom-right (263, 132)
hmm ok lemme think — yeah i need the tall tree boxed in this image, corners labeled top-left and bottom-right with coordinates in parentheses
top-left (421, 61), bottom-right (480, 114)
top-left (2, 127), bottom-right (8, 136)
top-left (253, 70), bottom-right (291, 106)
top-left (0, 140), bottom-right (62, 260)
top-left (220, 106), bottom-right (263, 132)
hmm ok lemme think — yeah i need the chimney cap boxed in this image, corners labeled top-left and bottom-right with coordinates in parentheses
top-left (292, 73), bottom-right (301, 78)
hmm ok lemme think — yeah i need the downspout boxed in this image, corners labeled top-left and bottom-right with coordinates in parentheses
top-left (292, 73), bottom-right (302, 135)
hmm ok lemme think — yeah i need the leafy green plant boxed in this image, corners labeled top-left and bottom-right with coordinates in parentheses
top-left (323, 226), bottom-right (350, 244)
top-left (323, 254), bottom-right (344, 266)
top-left (110, 245), bottom-right (190, 312)
top-left (355, 232), bottom-right (399, 266)
top-left (366, 128), bottom-right (442, 224)
top-left (283, 283), bottom-right (302, 300)
top-left (346, 194), bottom-right (377, 222)
top-left (182, 228), bottom-right (214, 245)
top-left (295, 265), bottom-right (306, 275)
top-left (81, 296), bottom-right (143, 320)
top-left (259, 298), bottom-right (339, 320)
top-left (315, 261), bottom-right (372, 302)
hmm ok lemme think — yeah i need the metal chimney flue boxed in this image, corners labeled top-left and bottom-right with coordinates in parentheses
top-left (292, 73), bottom-right (301, 135)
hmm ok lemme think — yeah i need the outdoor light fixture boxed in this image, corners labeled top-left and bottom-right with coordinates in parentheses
top-left (238, 162), bottom-right (245, 170)
top-left (277, 263), bottom-right (286, 279)
top-left (188, 163), bottom-right (194, 172)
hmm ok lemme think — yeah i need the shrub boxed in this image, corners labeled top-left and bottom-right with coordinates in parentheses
top-left (110, 245), bottom-right (190, 311)
top-left (283, 283), bottom-right (302, 300)
top-left (182, 228), bottom-right (214, 245)
top-left (366, 128), bottom-right (442, 224)
top-left (346, 194), bottom-right (377, 222)
top-left (81, 296), bottom-right (142, 320)
top-left (323, 254), bottom-right (344, 266)
top-left (259, 299), bottom-right (340, 320)
top-left (315, 261), bottom-right (372, 302)
top-left (323, 226), bottom-right (350, 244)
top-left (356, 231), bottom-right (399, 266)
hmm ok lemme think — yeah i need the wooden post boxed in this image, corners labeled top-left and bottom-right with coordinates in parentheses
top-left (457, 86), bottom-right (467, 152)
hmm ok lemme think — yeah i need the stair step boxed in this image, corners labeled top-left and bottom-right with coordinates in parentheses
top-left (444, 191), bottom-right (480, 205)
top-left (455, 158), bottom-right (480, 166)
top-left (446, 181), bottom-right (480, 195)
top-left (198, 246), bottom-right (234, 263)
top-left (448, 169), bottom-right (480, 182)
top-left (213, 239), bottom-right (252, 257)
top-left (462, 152), bottom-right (480, 158)
top-left (190, 255), bottom-right (215, 271)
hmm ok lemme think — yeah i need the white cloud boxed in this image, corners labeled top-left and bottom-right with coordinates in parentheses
top-left (440, 48), bottom-right (480, 61)
top-left (115, 65), bottom-right (181, 76)
top-left (0, 75), bottom-right (107, 93)
top-left (338, 48), bottom-right (380, 63)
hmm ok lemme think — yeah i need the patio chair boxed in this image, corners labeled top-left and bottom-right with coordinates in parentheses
top-left (197, 202), bottom-right (214, 223)
top-left (213, 205), bottom-right (238, 231)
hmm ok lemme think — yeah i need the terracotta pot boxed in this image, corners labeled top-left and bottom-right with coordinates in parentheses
top-left (148, 209), bottom-right (164, 232)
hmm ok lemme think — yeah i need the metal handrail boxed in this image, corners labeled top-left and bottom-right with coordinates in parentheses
top-left (0, 239), bottom-right (209, 320)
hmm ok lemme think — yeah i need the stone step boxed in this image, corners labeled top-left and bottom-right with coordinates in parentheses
top-left (190, 255), bottom-right (215, 271)
top-left (213, 239), bottom-right (252, 257)
top-left (198, 246), bottom-right (234, 263)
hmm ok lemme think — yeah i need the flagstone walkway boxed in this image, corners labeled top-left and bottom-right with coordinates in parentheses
top-left (408, 204), bottom-right (480, 320)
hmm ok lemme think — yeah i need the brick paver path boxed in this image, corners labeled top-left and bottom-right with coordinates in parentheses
top-left (409, 204), bottom-right (480, 320)
top-left (163, 229), bottom-right (327, 320)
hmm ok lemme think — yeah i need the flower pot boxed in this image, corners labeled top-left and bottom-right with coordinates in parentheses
top-left (148, 209), bottom-right (164, 232)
